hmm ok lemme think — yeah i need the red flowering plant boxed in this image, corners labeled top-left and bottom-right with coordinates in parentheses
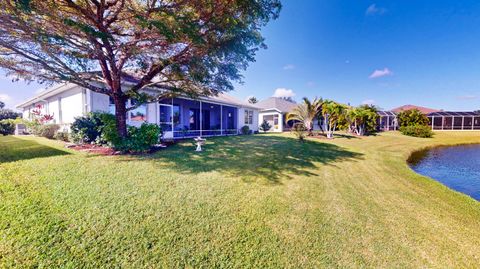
top-left (30, 104), bottom-right (54, 123)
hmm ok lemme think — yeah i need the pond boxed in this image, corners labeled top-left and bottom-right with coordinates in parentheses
top-left (408, 144), bottom-right (480, 201)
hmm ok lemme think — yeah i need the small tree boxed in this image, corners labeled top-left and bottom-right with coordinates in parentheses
top-left (0, 101), bottom-right (4, 109)
top-left (322, 100), bottom-right (347, 139)
top-left (291, 122), bottom-right (306, 142)
top-left (248, 96), bottom-right (258, 104)
top-left (286, 97), bottom-right (322, 136)
top-left (397, 109), bottom-right (429, 127)
top-left (346, 105), bottom-right (379, 136)
top-left (259, 120), bottom-right (272, 132)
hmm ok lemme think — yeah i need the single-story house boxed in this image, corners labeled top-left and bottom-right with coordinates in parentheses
top-left (16, 83), bottom-right (260, 139)
top-left (255, 97), bottom-right (298, 132)
top-left (377, 104), bottom-right (480, 131)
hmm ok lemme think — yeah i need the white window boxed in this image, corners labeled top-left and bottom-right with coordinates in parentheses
top-left (244, 110), bottom-right (253, 124)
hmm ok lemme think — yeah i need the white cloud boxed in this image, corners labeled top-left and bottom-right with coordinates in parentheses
top-left (273, 88), bottom-right (295, 98)
top-left (366, 4), bottom-right (386, 15)
top-left (369, 68), bottom-right (393, 79)
top-left (362, 99), bottom-right (375, 105)
top-left (457, 95), bottom-right (477, 100)
top-left (283, 64), bottom-right (295, 70)
top-left (0, 94), bottom-right (11, 102)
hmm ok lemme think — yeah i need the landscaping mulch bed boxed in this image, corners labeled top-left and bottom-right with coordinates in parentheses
top-left (65, 142), bottom-right (172, 155)
top-left (66, 143), bottom-right (119, 155)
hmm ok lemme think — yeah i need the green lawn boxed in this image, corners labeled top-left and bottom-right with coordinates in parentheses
top-left (1, 132), bottom-right (480, 268)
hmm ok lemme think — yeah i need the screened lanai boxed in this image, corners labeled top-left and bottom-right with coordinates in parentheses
top-left (428, 111), bottom-right (480, 130)
top-left (377, 111), bottom-right (398, 131)
top-left (377, 110), bottom-right (480, 131)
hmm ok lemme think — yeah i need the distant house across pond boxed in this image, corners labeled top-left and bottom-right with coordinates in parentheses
top-left (378, 105), bottom-right (480, 131)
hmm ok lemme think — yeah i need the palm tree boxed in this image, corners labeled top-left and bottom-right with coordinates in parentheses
top-left (286, 97), bottom-right (323, 136)
top-left (347, 105), bottom-right (378, 136)
top-left (322, 100), bottom-right (347, 139)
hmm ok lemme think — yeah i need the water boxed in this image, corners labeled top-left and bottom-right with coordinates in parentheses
top-left (408, 144), bottom-right (480, 201)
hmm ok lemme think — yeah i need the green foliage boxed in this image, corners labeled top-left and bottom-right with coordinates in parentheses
top-left (397, 109), bottom-right (430, 127)
top-left (286, 97), bottom-right (323, 135)
top-left (54, 131), bottom-right (70, 142)
top-left (0, 108), bottom-right (21, 121)
top-left (97, 113), bottom-right (122, 146)
top-left (291, 123), bottom-right (306, 141)
top-left (240, 125), bottom-right (250, 135)
top-left (0, 119), bottom-right (15, 135)
top-left (322, 100), bottom-right (348, 139)
top-left (248, 96), bottom-right (258, 104)
top-left (114, 123), bottom-right (161, 153)
top-left (347, 105), bottom-right (379, 136)
top-left (259, 120), bottom-right (272, 132)
top-left (70, 113), bottom-right (104, 143)
top-left (0, 100), bottom-right (4, 108)
top-left (400, 125), bottom-right (433, 138)
top-left (34, 124), bottom-right (60, 139)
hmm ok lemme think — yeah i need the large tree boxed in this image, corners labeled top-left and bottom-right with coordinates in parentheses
top-left (0, 0), bottom-right (281, 137)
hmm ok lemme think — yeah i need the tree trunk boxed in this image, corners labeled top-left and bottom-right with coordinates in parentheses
top-left (113, 95), bottom-right (128, 138)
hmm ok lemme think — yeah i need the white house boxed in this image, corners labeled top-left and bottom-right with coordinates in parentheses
top-left (255, 97), bottom-right (298, 132)
top-left (16, 83), bottom-right (259, 139)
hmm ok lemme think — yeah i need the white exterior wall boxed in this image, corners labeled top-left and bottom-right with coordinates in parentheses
top-left (21, 86), bottom-right (84, 125)
top-left (258, 111), bottom-right (283, 132)
top-left (89, 91), bottom-right (110, 113)
top-left (58, 88), bottom-right (84, 124)
top-left (238, 108), bottom-right (260, 132)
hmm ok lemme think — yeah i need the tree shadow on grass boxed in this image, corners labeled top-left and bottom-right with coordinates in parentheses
top-left (141, 135), bottom-right (363, 184)
top-left (0, 136), bottom-right (70, 163)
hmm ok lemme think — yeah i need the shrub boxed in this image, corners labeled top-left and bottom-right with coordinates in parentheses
top-left (0, 119), bottom-right (15, 135)
top-left (259, 120), bottom-right (271, 132)
top-left (115, 123), bottom-right (161, 153)
top-left (54, 131), bottom-right (70, 142)
top-left (400, 125), bottom-right (433, 138)
top-left (35, 124), bottom-right (60, 139)
top-left (96, 113), bottom-right (121, 146)
top-left (240, 125), bottom-right (250, 135)
top-left (291, 123), bottom-right (306, 141)
top-left (70, 112), bottom-right (104, 143)
top-left (397, 109), bottom-right (429, 127)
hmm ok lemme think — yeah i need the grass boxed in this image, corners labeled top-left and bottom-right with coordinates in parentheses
top-left (1, 132), bottom-right (480, 268)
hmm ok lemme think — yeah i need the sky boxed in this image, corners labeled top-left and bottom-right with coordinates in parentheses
top-left (1, 0), bottom-right (480, 111)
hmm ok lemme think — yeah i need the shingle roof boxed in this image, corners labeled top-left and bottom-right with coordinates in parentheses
top-left (391, 104), bottom-right (441, 114)
top-left (255, 97), bottom-right (298, 113)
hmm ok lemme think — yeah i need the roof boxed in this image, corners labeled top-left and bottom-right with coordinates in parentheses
top-left (16, 81), bottom-right (257, 110)
top-left (255, 97), bottom-right (298, 113)
top-left (428, 111), bottom-right (480, 117)
top-left (391, 104), bottom-right (441, 114)
top-left (202, 93), bottom-right (258, 109)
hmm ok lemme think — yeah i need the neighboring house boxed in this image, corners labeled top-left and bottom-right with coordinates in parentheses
top-left (16, 83), bottom-right (259, 139)
top-left (255, 97), bottom-right (298, 132)
top-left (378, 104), bottom-right (480, 131)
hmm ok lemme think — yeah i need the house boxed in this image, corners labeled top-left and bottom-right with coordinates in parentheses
top-left (391, 104), bottom-right (441, 114)
top-left (16, 83), bottom-right (260, 139)
top-left (255, 97), bottom-right (298, 132)
top-left (377, 104), bottom-right (480, 131)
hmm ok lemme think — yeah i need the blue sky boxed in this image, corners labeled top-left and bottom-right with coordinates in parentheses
top-left (1, 0), bottom-right (480, 111)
